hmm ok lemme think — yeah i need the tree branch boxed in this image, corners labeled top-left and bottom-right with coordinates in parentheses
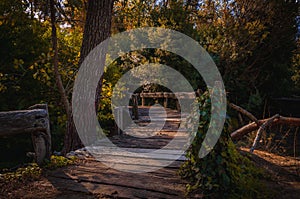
top-left (231, 116), bottom-right (300, 140)
top-left (250, 114), bottom-right (280, 153)
top-left (229, 103), bottom-right (260, 125)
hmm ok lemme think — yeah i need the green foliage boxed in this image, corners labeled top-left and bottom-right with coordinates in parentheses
top-left (29, 24), bottom-right (83, 143)
top-left (44, 155), bottom-right (76, 170)
top-left (193, 0), bottom-right (298, 106)
top-left (97, 62), bottom-right (124, 134)
top-left (0, 0), bottom-right (49, 110)
top-left (0, 163), bottom-right (42, 183)
top-left (0, 155), bottom-right (75, 184)
top-left (113, 0), bottom-right (202, 90)
top-left (180, 91), bottom-right (270, 198)
top-left (113, 0), bottom-right (299, 108)
top-left (0, 0), bottom-right (84, 157)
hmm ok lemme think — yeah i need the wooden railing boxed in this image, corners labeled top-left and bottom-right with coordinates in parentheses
top-left (139, 92), bottom-right (196, 111)
top-left (0, 104), bottom-right (51, 165)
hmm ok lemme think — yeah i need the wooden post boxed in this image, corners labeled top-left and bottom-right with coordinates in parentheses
top-left (163, 92), bottom-right (168, 108)
top-left (132, 94), bottom-right (139, 120)
top-left (114, 107), bottom-right (123, 135)
top-left (175, 93), bottom-right (181, 112)
top-left (141, 96), bottom-right (145, 107)
top-left (164, 98), bottom-right (168, 108)
top-left (0, 104), bottom-right (51, 165)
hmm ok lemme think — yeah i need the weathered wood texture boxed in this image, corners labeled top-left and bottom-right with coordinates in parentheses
top-left (48, 161), bottom-right (186, 199)
top-left (0, 104), bottom-right (51, 165)
top-left (48, 107), bottom-right (189, 198)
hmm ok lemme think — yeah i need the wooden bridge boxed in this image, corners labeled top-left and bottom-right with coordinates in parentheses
top-left (47, 106), bottom-right (193, 198)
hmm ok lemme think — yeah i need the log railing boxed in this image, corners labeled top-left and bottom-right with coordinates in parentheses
top-left (139, 92), bottom-right (196, 110)
top-left (0, 104), bottom-right (51, 165)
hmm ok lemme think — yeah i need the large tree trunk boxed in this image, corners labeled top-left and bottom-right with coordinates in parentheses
top-left (79, 0), bottom-right (114, 109)
top-left (62, 0), bottom-right (114, 153)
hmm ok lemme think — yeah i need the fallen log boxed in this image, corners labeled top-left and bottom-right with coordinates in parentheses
top-left (0, 104), bottom-right (51, 165)
top-left (231, 116), bottom-right (300, 141)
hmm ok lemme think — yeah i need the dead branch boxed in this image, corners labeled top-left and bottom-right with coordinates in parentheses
top-left (229, 103), bottom-right (260, 125)
top-left (250, 114), bottom-right (280, 153)
top-left (231, 116), bottom-right (300, 140)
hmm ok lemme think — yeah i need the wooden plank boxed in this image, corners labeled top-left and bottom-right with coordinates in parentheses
top-left (122, 132), bottom-right (188, 139)
top-left (68, 168), bottom-right (184, 186)
top-left (88, 161), bottom-right (181, 172)
top-left (70, 163), bottom-right (185, 182)
top-left (85, 146), bottom-right (186, 155)
top-left (95, 142), bottom-right (188, 149)
top-left (136, 118), bottom-right (184, 122)
top-left (79, 158), bottom-right (182, 170)
top-left (88, 153), bottom-right (182, 167)
top-left (47, 176), bottom-right (182, 199)
top-left (95, 139), bottom-right (188, 150)
top-left (85, 146), bottom-right (187, 161)
top-left (73, 161), bottom-right (184, 180)
top-left (49, 167), bottom-right (184, 196)
top-left (123, 127), bottom-right (188, 133)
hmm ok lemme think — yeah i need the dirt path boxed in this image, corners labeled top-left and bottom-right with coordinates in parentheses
top-left (240, 148), bottom-right (300, 199)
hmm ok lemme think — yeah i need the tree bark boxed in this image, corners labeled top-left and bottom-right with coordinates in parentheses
top-left (78, 0), bottom-right (114, 109)
top-left (62, 0), bottom-right (114, 153)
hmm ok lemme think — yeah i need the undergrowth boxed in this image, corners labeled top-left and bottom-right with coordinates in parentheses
top-left (0, 155), bottom-right (76, 184)
top-left (179, 90), bottom-right (273, 198)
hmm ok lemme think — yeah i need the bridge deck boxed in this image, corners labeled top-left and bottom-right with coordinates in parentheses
top-left (47, 107), bottom-right (193, 198)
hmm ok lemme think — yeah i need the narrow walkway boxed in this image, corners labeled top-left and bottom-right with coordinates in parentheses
top-left (47, 107), bottom-right (190, 198)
